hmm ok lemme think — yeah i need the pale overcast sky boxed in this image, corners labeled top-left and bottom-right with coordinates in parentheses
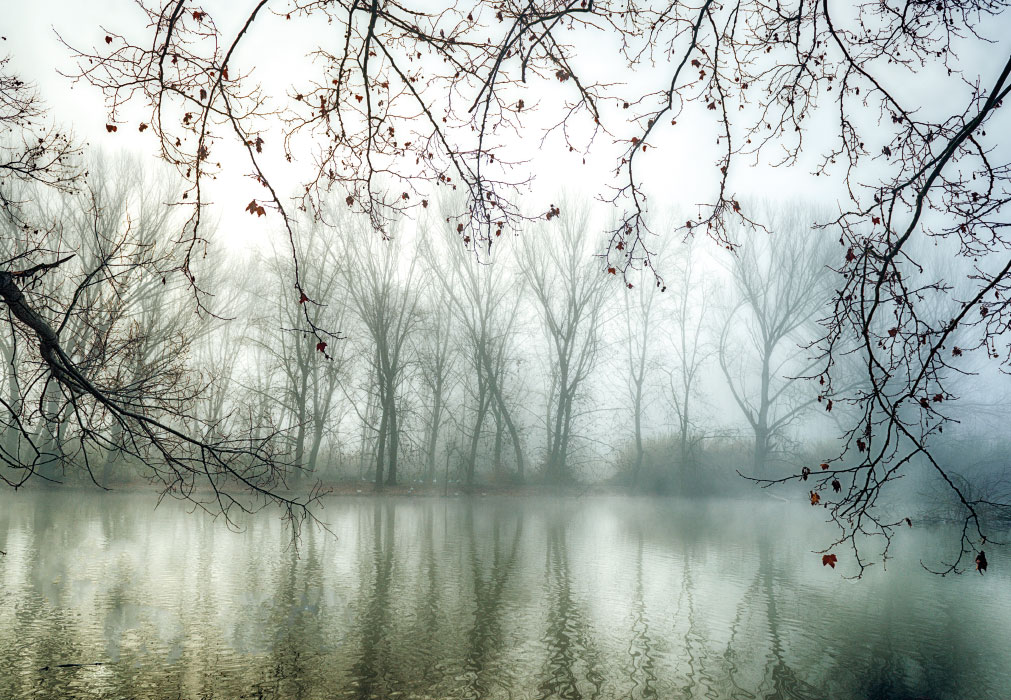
top-left (5, 2), bottom-right (1009, 256)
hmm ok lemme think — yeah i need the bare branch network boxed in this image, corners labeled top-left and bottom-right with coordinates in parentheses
top-left (1, 0), bottom-right (1009, 565)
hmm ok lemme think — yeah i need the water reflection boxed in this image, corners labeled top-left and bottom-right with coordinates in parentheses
top-left (624, 529), bottom-right (657, 700)
top-left (539, 516), bottom-right (604, 700)
top-left (1, 494), bottom-right (1008, 699)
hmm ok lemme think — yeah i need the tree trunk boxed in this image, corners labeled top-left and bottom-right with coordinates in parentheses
top-left (755, 343), bottom-right (772, 474)
top-left (466, 392), bottom-right (490, 490)
top-left (101, 422), bottom-right (124, 485)
top-left (307, 416), bottom-right (324, 476)
top-left (425, 377), bottom-right (444, 481)
top-left (631, 378), bottom-right (644, 487)
top-left (386, 391), bottom-right (399, 486)
top-left (374, 390), bottom-right (388, 489)
top-left (492, 405), bottom-right (504, 481)
top-left (2, 343), bottom-right (21, 463)
top-left (481, 346), bottom-right (525, 480)
top-left (753, 426), bottom-right (770, 475)
top-left (497, 395), bottom-right (525, 481)
top-left (294, 402), bottom-right (306, 474)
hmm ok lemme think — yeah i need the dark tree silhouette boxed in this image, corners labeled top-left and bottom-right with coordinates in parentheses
top-left (0, 61), bottom-right (319, 529)
top-left (0, 0), bottom-right (1007, 565)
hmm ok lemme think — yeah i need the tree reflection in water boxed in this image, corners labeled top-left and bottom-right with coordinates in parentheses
top-left (537, 515), bottom-right (605, 700)
top-left (1, 493), bottom-right (1007, 700)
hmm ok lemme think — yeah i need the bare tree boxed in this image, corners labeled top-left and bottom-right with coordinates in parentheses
top-left (79, 159), bottom-right (221, 484)
top-left (521, 203), bottom-right (608, 483)
top-left (719, 207), bottom-right (834, 475)
top-left (620, 244), bottom-right (661, 488)
top-left (8, 158), bottom-right (211, 486)
top-left (661, 233), bottom-right (715, 480)
top-left (29, 0), bottom-right (1011, 564)
top-left (343, 219), bottom-right (422, 487)
top-left (0, 64), bottom-right (317, 526)
top-left (416, 239), bottom-right (460, 484)
top-left (250, 223), bottom-right (350, 479)
top-left (432, 213), bottom-right (527, 488)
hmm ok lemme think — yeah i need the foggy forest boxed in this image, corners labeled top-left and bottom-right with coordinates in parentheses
top-left (2, 0), bottom-right (1011, 698)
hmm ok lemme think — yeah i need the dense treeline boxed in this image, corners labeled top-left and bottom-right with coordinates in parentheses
top-left (3, 161), bottom-right (1008, 506)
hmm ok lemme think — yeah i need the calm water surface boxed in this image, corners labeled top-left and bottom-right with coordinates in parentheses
top-left (1, 493), bottom-right (1008, 699)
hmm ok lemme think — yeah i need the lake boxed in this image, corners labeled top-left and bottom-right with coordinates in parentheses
top-left (1, 492), bottom-right (1008, 699)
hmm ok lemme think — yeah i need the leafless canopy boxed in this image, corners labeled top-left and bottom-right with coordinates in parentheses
top-left (0, 59), bottom-right (320, 533)
top-left (2, 0), bottom-right (1008, 565)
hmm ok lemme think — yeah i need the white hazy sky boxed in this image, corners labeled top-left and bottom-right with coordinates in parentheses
top-left (5, 1), bottom-right (852, 253)
top-left (5, 1), bottom-right (1009, 259)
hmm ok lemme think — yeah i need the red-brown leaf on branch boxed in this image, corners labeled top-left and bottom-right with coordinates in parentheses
top-left (820, 462), bottom-right (830, 470)
top-left (825, 399), bottom-right (833, 412)
top-left (832, 479), bottom-right (841, 492)
top-left (355, 94), bottom-right (363, 103)
top-left (105, 35), bottom-right (112, 44)
top-left (872, 216), bottom-right (881, 225)
top-left (887, 327), bottom-right (898, 337)
top-left (607, 267), bottom-right (616, 275)
top-left (810, 491), bottom-right (820, 505)
top-left (801, 467), bottom-right (811, 481)
top-left (298, 292), bottom-right (309, 304)
top-left (845, 248), bottom-right (856, 262)
top-left (952, 346), bottom-right (963, 356)
top-left (245, 200), bottom-right (266, 217)
top-left (106, 124), bottom-right (118, 133)
top-left (138, 123), bottom-right (148, 132)
top-left (822, 553), bottom-right (838, 568)
top-left (192, 11), bottom-right (205, 21)
top-left (316, 341), bottom-right (327, 353)
top-left (905, 517), bottom-right (912, 527)
top-left (346, 195), bottom-right (354, 207)
top-left (857, 438), bottom-right (866, 452)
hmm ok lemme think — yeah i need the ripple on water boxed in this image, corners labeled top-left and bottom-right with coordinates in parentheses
top-left (1, 493), bottom-right (1009, 700)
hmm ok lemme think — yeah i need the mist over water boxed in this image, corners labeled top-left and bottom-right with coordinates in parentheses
top-left (2, 493), bottom-right (1008, 700)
